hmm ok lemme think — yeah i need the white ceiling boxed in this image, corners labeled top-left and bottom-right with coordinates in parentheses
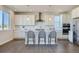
top-left (6, 5), bottom-right (78, 14)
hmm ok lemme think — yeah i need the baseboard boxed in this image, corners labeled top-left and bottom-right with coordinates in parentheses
top-left (58, 39), bottom-right (69, 41)
top-left (0, 39), bottom-right (13, 46)
top-left (14, 38), bottom-right (25, 40)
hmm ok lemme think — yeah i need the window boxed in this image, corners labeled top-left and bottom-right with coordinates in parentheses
top-left (0, 11), bottom-right (3, 30)
top-left (0, 10), bottom-right (10, 30)
top-left (54, 15), bottom-right (62, 31)
top-left (3, 11), bottom-right (10, 30)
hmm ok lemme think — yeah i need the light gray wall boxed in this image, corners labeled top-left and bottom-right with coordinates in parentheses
top-left (0, 6), bottom-right (14, 45)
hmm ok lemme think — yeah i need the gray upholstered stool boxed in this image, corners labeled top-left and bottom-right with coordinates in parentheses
top-left (38, 30), bottom-right (46, 45)
top-left (48, 31), bottom-right (56, 44)
top-left (27, 31), bottom-right (35, 45)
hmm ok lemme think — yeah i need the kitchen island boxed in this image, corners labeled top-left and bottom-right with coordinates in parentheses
top-left (24, 25), bottom-right (56, 45)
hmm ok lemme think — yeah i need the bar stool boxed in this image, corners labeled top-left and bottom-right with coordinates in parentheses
top-left (38, 30), bottom-right (46, 45)
top-left (27, 31), bottom-right (35, 45)
top-left (48, 31), bottom-right (56, 44)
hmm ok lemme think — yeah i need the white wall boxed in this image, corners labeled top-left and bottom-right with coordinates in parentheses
top-left (0, 31), bottom-right (13, 45)
top-left (0, 6), bottom-right (14, 45)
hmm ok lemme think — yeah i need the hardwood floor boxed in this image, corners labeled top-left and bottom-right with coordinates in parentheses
top-left (0, 39), bottom-right (79, 53)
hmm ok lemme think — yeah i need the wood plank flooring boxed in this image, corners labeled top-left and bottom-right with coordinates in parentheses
top-left (0, 39), bottom-right (79, 53)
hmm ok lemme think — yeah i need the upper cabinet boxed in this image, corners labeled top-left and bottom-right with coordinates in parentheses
top-left (15, 13), bottom-right (54, 26)
top-left (15, 15), bottom-right (35, 25)
top-left (43, 14), bottom-right (54, 25)
top-left (72, 7), bottom-right (79, 19)
top-left (62, 13), bottom-right (71, 23)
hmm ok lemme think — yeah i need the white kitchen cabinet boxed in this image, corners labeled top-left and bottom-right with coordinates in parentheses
top-left (15, 15), bottom-right (35, 25)
top-left (69, 30), bottom-right (73, 43)
top-left (14, 30), bottom-right (25, 39)
top-left (56, 31), bottom-right (62, 39)
top-left (72, 7), bottom-right (79, 18)
top-left (14, 14), bottom-right (35, 39)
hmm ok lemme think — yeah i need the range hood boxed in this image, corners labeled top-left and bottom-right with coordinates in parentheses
top-left (36, 12), bottom-right (44, 22)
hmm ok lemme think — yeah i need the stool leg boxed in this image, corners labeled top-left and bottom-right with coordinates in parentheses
top-left (44, 37), bottom-right (46, 45)
top-left (50, 38), bottom-right (51, 45)
top-left (33, 38), bottom-right (35, 45)
top-left (49, 38), bottom-right (51, 45)
top-left (38, 37), bottom-right (40, 45)
top-left (48, 37), bottom-right (49, 44)
top-left (27, 37), bottom-right (29, 45)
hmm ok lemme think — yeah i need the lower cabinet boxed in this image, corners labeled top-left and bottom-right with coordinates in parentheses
top-left (14, 30), bottom-right (25, 39)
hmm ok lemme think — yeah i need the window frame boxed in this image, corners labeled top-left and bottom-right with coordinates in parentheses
top-left (0, 10), bottom-right (10, 31)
